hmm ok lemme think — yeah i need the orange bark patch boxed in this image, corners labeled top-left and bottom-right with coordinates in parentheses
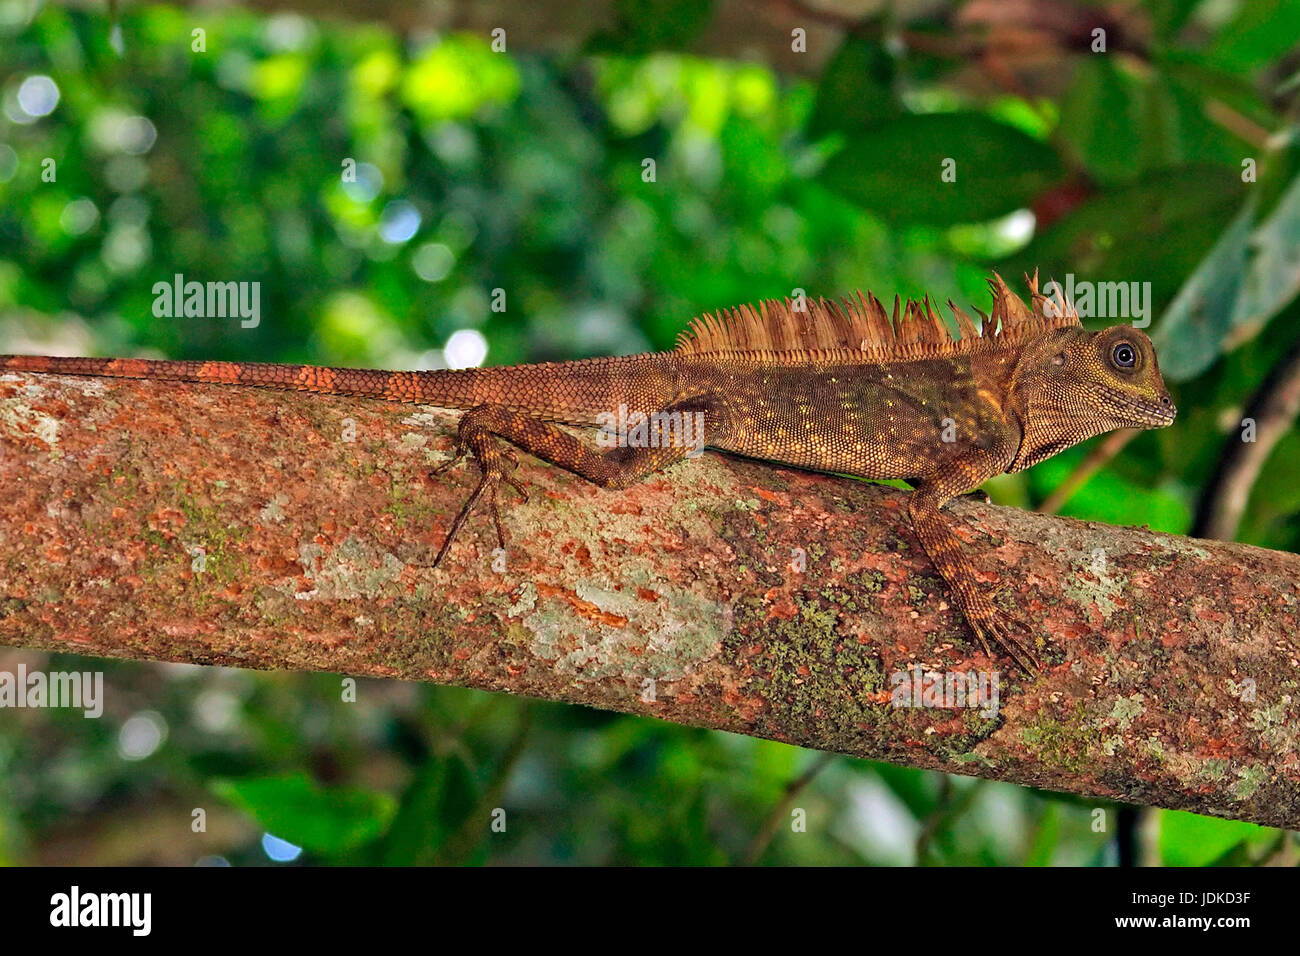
top-left (536, 582), bottom-right (629, 627)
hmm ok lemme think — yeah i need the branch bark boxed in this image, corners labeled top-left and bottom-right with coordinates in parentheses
top-left (2, 372), bottom-right (1299, 829)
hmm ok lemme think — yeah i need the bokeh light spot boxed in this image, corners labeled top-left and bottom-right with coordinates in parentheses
top-left (444, 328), bottom-right (487, 369)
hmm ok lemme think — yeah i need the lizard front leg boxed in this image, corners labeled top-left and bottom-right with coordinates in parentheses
top-left (432, 398), bottom-right (730, 566)
top-left (907, 463), bottom-right (1042, 675)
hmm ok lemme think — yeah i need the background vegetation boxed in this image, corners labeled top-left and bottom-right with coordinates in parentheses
top-left (0, 0), bottom-right (1297, 864)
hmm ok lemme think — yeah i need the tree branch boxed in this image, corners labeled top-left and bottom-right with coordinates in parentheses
top-left (1193, 333), bottom-right (1300, 541)
top-left (3, 372), bottom-right (1299, 829)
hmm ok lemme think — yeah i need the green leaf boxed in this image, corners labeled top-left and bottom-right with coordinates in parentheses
top-left (1152, 197), bottom-right (1255, 380)
top-left (820, 112), bottom-right (1062, 225)
top-left (1059, 57), bottom-right (1256, 185)
top-left (379, 755), bottom-right (480, 865)
top-left (1144, 73), bottom-right (1250, 170)
top-left (1033, 454), bottom-right (1191, 533)
top-left (1023, 803), bottom-right (1061, 866)
top-left (1210, 0), bottom-right (1300, 73)
top-left (1000, 165), bottom-right (1245, 315)
top-left (807, 28), bottom-right (900, 139)
top-left (1157, 172), bottom-right (1300, 379)
top-left (1058, 58), bottom-right (1146, 183)
top-left (1157, 52), bottom-right (1280, 133)
top-left (213, 772), bottom-right (396, 856)
top-left (1232, 172), bottom-right (1300, 332)
top-left (587, 0), bottom-right (716, 56)
top-left (1158, 809), bottom-right (1275, 866)
top-left (870, 763), bottom-right (940, 819)
top-left (1145, 0), bottom-right (1202, 40)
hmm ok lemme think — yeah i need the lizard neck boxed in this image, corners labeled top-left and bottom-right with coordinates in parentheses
top-left (1003, 339), bottom-right (1103, 473)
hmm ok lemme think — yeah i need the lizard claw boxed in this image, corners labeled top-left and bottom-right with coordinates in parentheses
top-left (973, 613), bottom-right (1041, 676)
top-left (487, 484), bottom-right (507, 549)
top-left (502, 472), bottom-right (529, 504)
top-left (431, 471), bottom-right (486, 568)
top-left (431, 444), bottom-right (467, 477)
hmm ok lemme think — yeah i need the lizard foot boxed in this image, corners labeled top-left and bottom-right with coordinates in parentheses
top-left (431, 430), bottom-right (528, 568)
top-left (970, 613), bottom-right (1040, 676)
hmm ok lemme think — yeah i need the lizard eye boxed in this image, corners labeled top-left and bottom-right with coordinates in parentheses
top-left (1111, 342), bottom-right (1137, 369)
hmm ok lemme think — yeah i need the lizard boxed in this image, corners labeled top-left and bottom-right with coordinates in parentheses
top-left (0, 272), bottom-right (1176, 673)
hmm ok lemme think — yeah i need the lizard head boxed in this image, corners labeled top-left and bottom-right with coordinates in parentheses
top-left (1007, 324), bottom-right (1176, 471)
top-left (1057, 324), bottom-right (1176, 428)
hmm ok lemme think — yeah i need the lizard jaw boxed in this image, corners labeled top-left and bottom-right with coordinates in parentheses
top-left (1098, 387), bottom-right (1177, 428)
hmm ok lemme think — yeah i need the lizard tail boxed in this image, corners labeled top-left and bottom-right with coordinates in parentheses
top-left (0, 353), bottom-right (679, 425)
top-left (0, 353), bottom-right (407, 398)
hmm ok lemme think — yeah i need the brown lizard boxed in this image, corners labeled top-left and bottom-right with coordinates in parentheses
top-left (1, 272), bottom-right (1175, 672)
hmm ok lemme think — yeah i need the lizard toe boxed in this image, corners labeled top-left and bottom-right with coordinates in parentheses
top-left (432, 428), bottom-right (532, 566)
top-left (982, 615), bottom-right (1041, 676)
top-left (431, 445), bottom-right (467, 477)
top-left (502, 472), bottom-right (529, 503)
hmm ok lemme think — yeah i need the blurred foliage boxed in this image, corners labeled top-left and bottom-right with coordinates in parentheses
top-left (1, 0), bottom-right (1299, 865)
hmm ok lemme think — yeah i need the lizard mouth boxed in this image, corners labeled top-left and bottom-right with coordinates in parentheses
top-left (1100, 388), bottom-right (1177, 427)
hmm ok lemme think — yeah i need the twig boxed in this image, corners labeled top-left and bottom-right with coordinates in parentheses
top-left (1193, 333), bottom-right (1300, 540)
top-left (1204, 99), bottom-right (1277, 153)
top-left (436, 708), bottom-right (534, 864)
top-left (743, 752), bottom-right (835, 865)
top-left (1037, 429), bottom-right (1138, 515)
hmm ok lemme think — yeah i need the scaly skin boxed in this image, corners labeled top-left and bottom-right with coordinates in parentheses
top-left (0, 274), bottom-right (1177, 673)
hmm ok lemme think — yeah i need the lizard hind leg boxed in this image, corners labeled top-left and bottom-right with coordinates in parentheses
top-left (430, 399), bottom-right (728, 568)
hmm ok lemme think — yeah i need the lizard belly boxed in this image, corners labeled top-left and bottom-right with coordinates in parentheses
top-left (715, 427), bottom-right (941, 480)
